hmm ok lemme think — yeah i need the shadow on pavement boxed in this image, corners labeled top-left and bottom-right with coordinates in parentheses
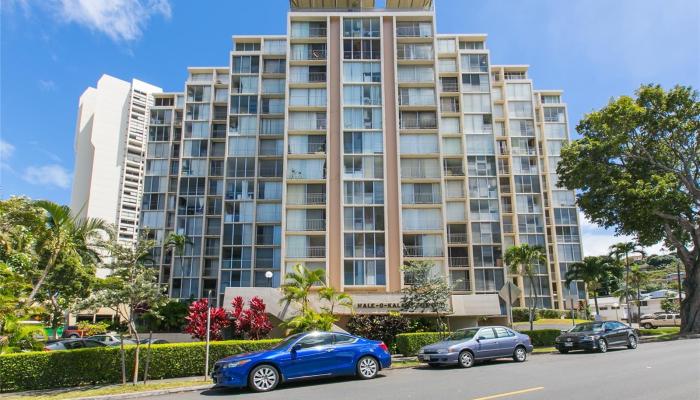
top-left (199, 374), bottom-right (388, 396)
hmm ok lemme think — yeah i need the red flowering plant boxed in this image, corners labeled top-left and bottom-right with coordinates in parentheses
top-left (231, 296), bottom-right (272, 340)
top-left (183, 299), bottom-right (231, 340)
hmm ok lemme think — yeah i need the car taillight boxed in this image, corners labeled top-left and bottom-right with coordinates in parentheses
top-left (378, 342), bottom-right (389, 353)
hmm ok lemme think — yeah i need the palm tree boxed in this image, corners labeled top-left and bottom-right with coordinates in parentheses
top-left (164, 233), bottom-right (192, 274)
top-left (629, 265), bottom-right (650, 324)
top-left (609, 242), bottom-right (645, 326)
top-left (504, 244), bottom-right (547, 331)
top-left (279, 264), bottom-right (326, 313)
top-left (565, 256), bottom-right (619, 317)
top-left (25, 201), bottom-right (106, 305)
top-left (318, 286), bottom-right (353, 315)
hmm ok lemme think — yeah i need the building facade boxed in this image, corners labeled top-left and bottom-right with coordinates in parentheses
top-left (140, 0), bottom-right (584, 324)
top-left (71, 74), bottom-right (162, 250)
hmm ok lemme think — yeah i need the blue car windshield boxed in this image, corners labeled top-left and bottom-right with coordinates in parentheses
top-left (446, 328), bottom-right (480, 341)
top-left (269, 333), bottom-right (304, 350)
top-left (570, 323), bottom-right (604, 333)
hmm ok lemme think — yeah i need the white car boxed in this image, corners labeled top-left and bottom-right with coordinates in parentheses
top-left (87, 334), bottom-right (137, 346)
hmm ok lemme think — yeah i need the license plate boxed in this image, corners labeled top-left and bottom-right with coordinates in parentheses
top-left (564, 342), bottom-right (573, 347)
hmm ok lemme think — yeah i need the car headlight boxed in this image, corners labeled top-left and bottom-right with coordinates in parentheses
top-left (437, 349), bottom-right (448, 354)
top-left (224, 359), bottom-right (251, 368)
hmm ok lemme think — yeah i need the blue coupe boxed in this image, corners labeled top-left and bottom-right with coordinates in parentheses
top-left (212, 331), bottom-right (391, 392)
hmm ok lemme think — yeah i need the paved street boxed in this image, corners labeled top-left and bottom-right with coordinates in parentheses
top-left (143, 339), bottom-right (700, 400)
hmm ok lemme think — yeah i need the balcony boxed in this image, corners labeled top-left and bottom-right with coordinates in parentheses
top-left (287, 246), bottom-right (326, 258)
top-left (401, 167), bottom-right (440, 179)
top-left (305, 219), bottom-right (326, 231)
top-left (404, 192), bottom-right (441, 204)
top-left (443, 165), bottom-right (465, 176)
top-left (447, 233), bottom-right (468, 244)
top-left (448, 257), bottom-right (469, 268)
top-left (289, 119), bottom-right (328, 131)
top-left (396, 25), bottom-right (432, 38)
top-left (440, 82), bottom-right (459, 93)
top-left (288, 142), bottom-right (326, 155)
top-left (289, 192), bottom-right (326, 205)
top-left (403, 245), bottom-right (443, 257)
top-left (292, 49), bottom-right (327, 61)
top-left (287, 170), bottom-right (326, 180)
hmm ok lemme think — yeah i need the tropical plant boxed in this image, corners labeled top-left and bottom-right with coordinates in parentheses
top-left (346, 312), bottom-right (411, 351)
top-left (609, 241), bottom-right (646, 325)
top-left (75, 321), bottom-right (109, 337)
top-left (143, 300), bottom-right (190, 332)
top-left (504, 244), bottom-right (547, 331)
top-left (83, 232), bottom-right (167, 384)
top-left (164, 233), bottom-right (192, 273)
top-left (400, 261), bottom-right (451, 334)
top-left (231, 296), bottom-right (272, 340)
top-left (661, 296), bottom-right (681, 313)
top-left (565, 256), bottom-right (622, 316)
top-left (0, 317), bottom-right (45, 353)
top-left (25, 201), bottom-right (106, 306)
top-left (282, 309), bottom-right (335, 333)
top-left (629, 265), bottom-right (650, 323)
top-left (318, 286), bottom-right (353, 315)
top-left (183, 298), bottom-right (231, 341)
top-left (557, 84), bottom-right (699, 334)
top-left (280, 264), bottom-right (326, 313)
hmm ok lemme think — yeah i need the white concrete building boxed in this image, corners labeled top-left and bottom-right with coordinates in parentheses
top-left (70, 74), bottom-right (162, 252)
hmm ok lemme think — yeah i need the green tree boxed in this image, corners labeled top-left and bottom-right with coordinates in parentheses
top-left (25, 200), bottom-right (106, 305)
top-left (84, 232), bottom-right (166, 384)
top-left (629, 265), bottom-right (650, 323)
top-left (400, 261), bottom-right (451, 334)
top-left (565, 256), bottom-right (622, 316)
top-left (557, 84), bottom-right (699, 334)
top-left (609, 242), bottom-right (646, 326)
top-left (318, 286), bottom-right (353, 315)
top-left (504, 244), bottom-right (547, 331)
top-left (661, 296), bottom-right (681, 313)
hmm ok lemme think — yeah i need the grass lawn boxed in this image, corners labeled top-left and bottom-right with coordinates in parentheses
top-left (391, 359), bottom-right (421, 368)
top-left (639, 327), bottom-right (680, 336)
top-left (3, 378), bottom-right (211, 400)
top-left (532, 347), bottom-right (556, 354)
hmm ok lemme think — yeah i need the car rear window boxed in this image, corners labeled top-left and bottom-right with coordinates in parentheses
top-left (494, 327), bottom-right (514, 338)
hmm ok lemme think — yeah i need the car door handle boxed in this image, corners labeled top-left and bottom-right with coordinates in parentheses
top-left (325, 347), bottom-right (335, 352)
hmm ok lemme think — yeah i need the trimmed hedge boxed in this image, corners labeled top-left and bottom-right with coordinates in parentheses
top-left (639, 327), bottom-right (680, 336)
top-left (396, 329), bottom-right (563, 356)
top-left (517, 329), bottom-right (560, 347)
top-left (0, 339), bottom-right (280, 392)
top-left (395, 332), bottom-right (445, 356)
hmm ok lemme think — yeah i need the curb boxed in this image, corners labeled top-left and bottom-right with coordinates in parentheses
top-left (70, 384), bottom-right (213, 400)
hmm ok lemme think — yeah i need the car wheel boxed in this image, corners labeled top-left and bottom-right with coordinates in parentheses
top-left (597, 338), bottom-right (608, 353)
top-left (513, 346), bottom-right (527, 362)
top-left (558, 348), bottom-right (569, 354)
top-left (248, 364), bottom-right (279, 392)
top-left (357, 356), bottom-right (379, 379)
top-left (68, 334), bottom-right (79, 338)
top-left (643, 323), bottom-right (653, 329)
top-left (627, 335), bottom-right (638, 349)
top-left (458, 350), bottom-right (474, 368)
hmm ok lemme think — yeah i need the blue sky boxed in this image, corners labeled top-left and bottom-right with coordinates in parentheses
top-left (1, 0), bottom-right (698, 255)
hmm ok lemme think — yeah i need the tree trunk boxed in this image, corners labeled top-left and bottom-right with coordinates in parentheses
top-left (680, 256), bottom-right (700, 335)
top-left (130, 317), bottom-right (141, 385)
top-left (528, 278), bottom-right (536, 332)
top-left (625, 257), bottom-right (631, 327)
top-left (25, 249), bottom-right (59, 305)
top-left (636, 285), bottom-right (642, 324)
top-left (593, 293), bottom-right (600, 316)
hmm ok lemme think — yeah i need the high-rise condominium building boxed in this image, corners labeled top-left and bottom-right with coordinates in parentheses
top-left (71, 74), bottom-right (162, 249)
top-left (141, 0), bottom-right (584, 326)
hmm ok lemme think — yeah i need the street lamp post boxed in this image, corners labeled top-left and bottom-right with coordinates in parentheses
top-left (265, 270), bottom-right (273, 287)
top-left (204, 289), bottom-right (213, 380)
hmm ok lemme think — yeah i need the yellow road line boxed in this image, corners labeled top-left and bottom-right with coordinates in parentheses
top-left (472, 386), bottom-right (545, 400)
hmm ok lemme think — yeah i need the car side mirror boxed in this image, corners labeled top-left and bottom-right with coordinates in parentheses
top-left (476, 336), bottom-right (485, 341)
top-left (291, 344), bottom-right (302, 352)
top-left (560, 330), bottom-right (567, 334)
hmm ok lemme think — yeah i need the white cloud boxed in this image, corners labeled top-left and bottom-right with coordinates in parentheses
top-left (0, 139), bottom-right (15, 160)
top-left (38, 79), bottom-right (56, 91)
top-left (54, 0), bottom-right (172, 42)
top-left (22, 164), bottom-right (72, 189)
top-left (578, 211), bottom-right (666, 256)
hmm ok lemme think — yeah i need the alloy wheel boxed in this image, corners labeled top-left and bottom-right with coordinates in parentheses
top-left (251, 366), bottom-right (278, 392)
top-left (598, 338), bottom-right (608, 353)
top-left (358, 357), bottom-right (378, 379)
top-left (514, 347), bottom-right (527, 362)
top-left (628, 335), bottom-right (637, 349)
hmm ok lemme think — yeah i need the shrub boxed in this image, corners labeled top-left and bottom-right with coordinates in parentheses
top-left (639, 327), bottom-right (680, 336)
top-left (517, 329), bottom-right (561, 347)
top-left (512, 307), bottom-right (538, 322)
top-left (395, 332), bottom-right (445, 356)
top-left (183, 299), bottom-right (230, 340)
top-left (347, 312), bottom-right (411, 352)
top-left (76, 321), bottom-right (109, 337)
top-left (0, 339), bottom-right (280, 392)
top-left (538, 309), bottom-right (568, 319)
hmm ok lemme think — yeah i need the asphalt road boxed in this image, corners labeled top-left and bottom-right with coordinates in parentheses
top-left (144, 340), bottom-right (700, 400)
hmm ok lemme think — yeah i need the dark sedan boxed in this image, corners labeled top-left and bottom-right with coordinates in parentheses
top-left (44, 339), bottom-right (107, 351)
top-left (555, 321), bottom-right (639, 353)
